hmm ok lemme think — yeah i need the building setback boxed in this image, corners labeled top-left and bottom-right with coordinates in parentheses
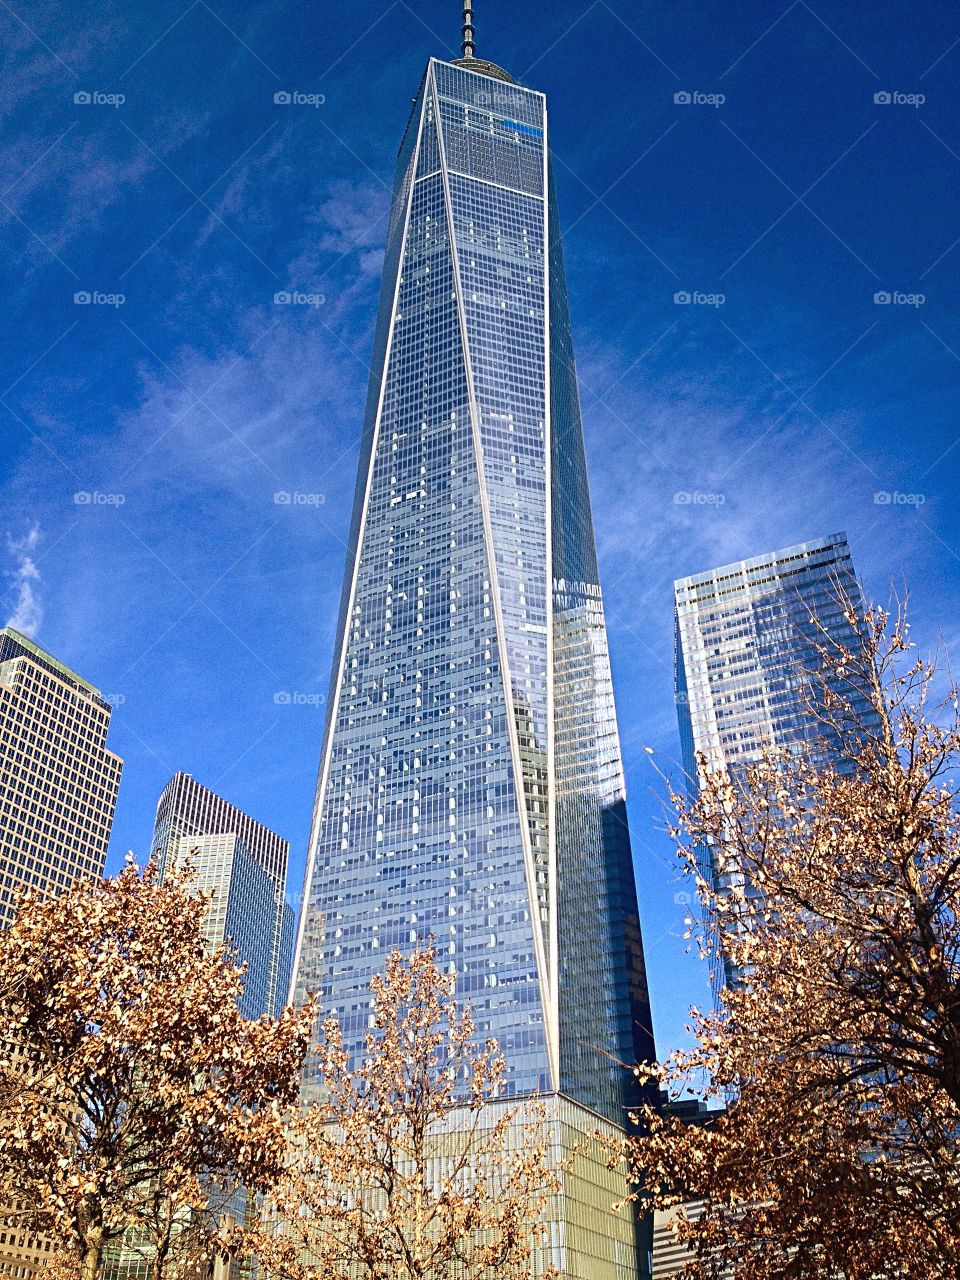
top-left (289, 30), bottom-right (656, 1280)
top-left (150, 773), bottom-right (294, 1020)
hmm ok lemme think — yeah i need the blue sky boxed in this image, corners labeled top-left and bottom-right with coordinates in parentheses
top-left (2, 0), bottom-right (958, 1057)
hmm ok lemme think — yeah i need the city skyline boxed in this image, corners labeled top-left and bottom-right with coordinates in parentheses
top-left (2, 0), bottom-right (958, 1058)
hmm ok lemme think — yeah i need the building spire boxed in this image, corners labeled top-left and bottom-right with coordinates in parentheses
top-left (461, 1), bottom-right (475, 59)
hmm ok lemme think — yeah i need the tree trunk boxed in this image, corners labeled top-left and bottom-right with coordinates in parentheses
top-left (80, 1229), bottom-right (103, 1280)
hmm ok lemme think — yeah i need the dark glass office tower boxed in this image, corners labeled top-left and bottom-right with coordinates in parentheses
top-left (291, 42), bottom-right (655, 1278)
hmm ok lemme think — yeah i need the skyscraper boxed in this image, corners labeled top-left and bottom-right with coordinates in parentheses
top-left (0, 626), bottom-right (123, 1276)
top-left (673, 532), bottom-right (878, 995)
top-left (150, 773), bottom-right (294, 1019)
top-left (290, 23), bottom-right (656, 1279)
top-left (0, 626), bottom-right (122, 925)
top-left (165, 832), bottom-right (292, 1021)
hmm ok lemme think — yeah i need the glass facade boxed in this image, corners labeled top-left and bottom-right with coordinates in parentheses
top-left (151, 773), bottom-right (294, 1019)
top-left (168, 832), bottom-right (279, 1022)
top-left (674, 533), bottom-right (880, 996)
top-left (291, 53), bottom-right (655, 1279)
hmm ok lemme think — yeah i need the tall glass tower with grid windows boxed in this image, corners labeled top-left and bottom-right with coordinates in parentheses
top-left (674, 532), bottom-right (879, 998)
top-left (290, 26), bottom-right (656, 1280)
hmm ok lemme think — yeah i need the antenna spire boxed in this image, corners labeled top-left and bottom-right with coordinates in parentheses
top-left (461, 1), bottom-right (475, 59)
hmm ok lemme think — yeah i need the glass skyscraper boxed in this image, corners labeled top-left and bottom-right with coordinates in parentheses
top-left (290, 40), bottom-right (656, 1280)
top-left (164, 831), bottom-right (288, 1022)
top-left (674, 532), bottom-right (879, 996)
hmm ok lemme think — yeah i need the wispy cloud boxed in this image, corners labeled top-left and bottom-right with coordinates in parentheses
top-left (312, 179), bottom-right (389, 274)
top-left (4, 523), bottom-right (43, 637)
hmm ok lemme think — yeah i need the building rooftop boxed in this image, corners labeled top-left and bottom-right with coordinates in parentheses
top-left (674, 533), bottom-right (850, 594)
top-left (450, 55), bottom-right (515, 83)
top-left (0, 626), bottom-right (102, 698)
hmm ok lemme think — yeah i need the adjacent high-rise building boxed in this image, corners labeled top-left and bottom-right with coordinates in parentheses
top-left (0, 626), bottom-right (122, 924)
top-left (150, 773), bottom-right (293, 1019)
top-left (673, 533), bottom-right (875, 776)
top-left (165, 831), bottom-right (292, 1022)
top-left (674, 532), bottom-right (878, 994)
top-left (290, 24), bottom-right (656, 1279)
top-left (0, 626), bottom-right (123, 1278)
top-left (103, 781), bottom-right (289, 1277)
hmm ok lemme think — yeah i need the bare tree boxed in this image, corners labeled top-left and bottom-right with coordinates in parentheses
top-left (259, 947), bottom-right (561, 1280)
top-left (0, 858), bottom-right (314, 1280)
top-left (618, 601), bottom-right (960, 1279)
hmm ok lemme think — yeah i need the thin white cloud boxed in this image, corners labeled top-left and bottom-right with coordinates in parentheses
top-left (4, 524), bottom-right (43, 637)
top-left (281, 179), bottom-right (390, 289)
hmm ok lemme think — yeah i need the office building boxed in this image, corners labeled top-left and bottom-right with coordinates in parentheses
top-left (0, 626), bottom-right (122, 924)
top-left (150, 773), bottom-right (293, 1019)
top-left (289, 19), bottom-right (656, 1278)
top-left (0, 626), bottom-right (123, 1277)
top-left (674, 533), bottom-right (878, 995)
top-left (164, 831), bottom-right (291, 1022)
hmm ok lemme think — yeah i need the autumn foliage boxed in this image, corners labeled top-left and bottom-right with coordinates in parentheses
top-left (257, 946), bottom-right (561, 1280)
top-left (622, 602), bottom-right (960, 1279)
top-left (0, 858), bottom-right (314, 1280)
top-left (0, 873), bottom-right (560, 1280)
